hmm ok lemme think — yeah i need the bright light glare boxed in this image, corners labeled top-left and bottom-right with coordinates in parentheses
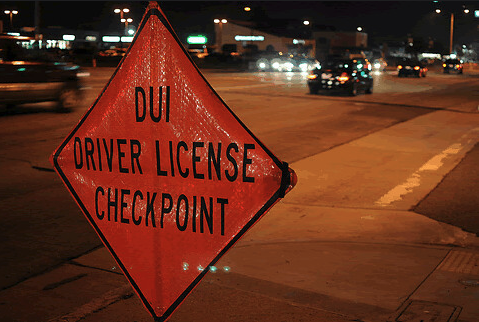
top-left (259, 62), bottom-right (266, 69)
top-left (272, 62), bottom-right (280, 70)
top-left (283, 62), bottom-right (294, 71)
top-left (234, 35), bottom-right (264, 41)
top-left (128, 29), bottom-right (135, 35)
top-left (303, 20), bottom-right (310, 25)
top-left (436, 9), bottom-right (441, 13)
top-left (357, 27), bottom-right (362, 32)
top-left (102, 36), bottom-right (121, 42)
top-left (299, 63), bottom-right (308, 72)
top-left (114, 8), bottom-right (121, 13)
top-left (187, 35), bottom-right (207, 44)
top-left (464, 9), bottom-right (469, 14)
top-left (63, 34), bottom-right (75, 41)
top-left (12, 10), bottom-right (18, 14)
top-left (121, 36), bottom-right (133, 42)
top-left (244, 7), bottom-right (251, 12)
top-left (214, 19), bottom-right (220, 23)
top-left (374, 63), bottom-right (381, 69)
top-left (123, 8), bottom-right (129, 13)
top-left (221, 19), bottom-right (227, 23)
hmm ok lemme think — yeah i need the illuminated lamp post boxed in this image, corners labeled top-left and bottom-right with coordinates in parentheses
top-left (114, 8), bottom-right (130, 34)
top-left (121, 18), bottom-right (133, 35)
top-left (435, 6), bottom-right (470, 55)
top-left (4, 10), bottom-right (18, 29)
top-left (214, 18), bottom-right (227, 53)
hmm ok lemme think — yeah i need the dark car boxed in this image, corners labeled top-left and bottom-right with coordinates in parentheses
top-left (0, 35), bottom-right (86, 111)
top-left (443, 59), bottom-right (463, 74)
top-left (397, 59), bottom-right (427, 77)
top-left (307, 58), bottom-right (373, 96)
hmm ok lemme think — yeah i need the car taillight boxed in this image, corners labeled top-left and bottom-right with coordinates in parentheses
top-left (414, 66), bottom-right (420, 70)
top-left (307, 74), bottom-right (318, 80)
top-left (456, 64), bottom-right (460, 68)
top-left (443, 63), bottom-right (446, 67)
top-left (397, 65), bottom-right (403, 69)
top-left (338, 72), bottom-right (349, 82)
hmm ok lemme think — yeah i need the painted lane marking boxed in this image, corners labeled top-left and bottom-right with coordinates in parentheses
top-left (375, 127), bottom-right (478, 207)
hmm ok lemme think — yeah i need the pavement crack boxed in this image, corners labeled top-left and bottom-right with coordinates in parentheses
top-left (32, 165), bottom-right (55, 172)
top-left (43, 273), bottom-right (88, 291)
top-left (394, 249), bottom-right (453, 312)
top-left (69, 261), bottom-right (123, 276)
top-left (0, 156), bottom-right (54, 172)
top-left (47, 284), bottom-right (133, 322)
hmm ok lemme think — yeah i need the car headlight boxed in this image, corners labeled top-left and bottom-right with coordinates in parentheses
top-left (299, 63), bottom-right (308, 72)
top-left (374, 63), bottom-right (381, 69)
top-left (283, 62), bottom-right (294, 71)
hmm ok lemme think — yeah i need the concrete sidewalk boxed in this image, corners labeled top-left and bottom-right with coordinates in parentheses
top-left (1, 204), bottom-right (477, 322)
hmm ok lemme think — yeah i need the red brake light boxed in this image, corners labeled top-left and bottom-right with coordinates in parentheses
top-left (398, 65), bottom-right (403, 69)
top-left (338, 72), bottom-right (349, 82)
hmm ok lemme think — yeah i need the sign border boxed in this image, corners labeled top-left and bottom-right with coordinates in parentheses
top-left (52, 5), bottom-right (288, 321)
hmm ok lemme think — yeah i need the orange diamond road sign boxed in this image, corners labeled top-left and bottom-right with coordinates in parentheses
top-left (51, 2), bottom-right (296, 321)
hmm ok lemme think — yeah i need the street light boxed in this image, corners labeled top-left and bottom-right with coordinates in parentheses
top-left (214, 18), bottom-right (227, 52)
top-left (435, 6), bottom-right (470, 54)
top-left (114, 8), bottom-right (131, 34)
top-left (4, 10), bottom-right (18, 29)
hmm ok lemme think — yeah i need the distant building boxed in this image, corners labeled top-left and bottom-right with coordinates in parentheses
top-left (214, 20), bottom-right (315, 57)
top-left (214, 19), bottom-right (369, 61)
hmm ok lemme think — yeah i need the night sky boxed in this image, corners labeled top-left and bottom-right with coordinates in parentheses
top-left (1, 1), bottom-right (477, 48)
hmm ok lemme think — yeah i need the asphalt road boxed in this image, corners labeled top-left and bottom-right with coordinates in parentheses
top-left (0, 65), bottom-right (477, 298)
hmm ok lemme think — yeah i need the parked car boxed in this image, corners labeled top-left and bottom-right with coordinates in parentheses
top-left (397, 59), bottom-right (427, 77)
top-left (0, 35), bottom-right (87, 111)
top-left (307, 58), bottom-right (373, 96)
top-left (443, 59), bottom-right (463, 74)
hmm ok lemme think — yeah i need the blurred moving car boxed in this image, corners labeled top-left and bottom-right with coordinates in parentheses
top-left (307, 58), bottom-right (373, 96)
top-left (397, 59), bottom-right (427, 77)
top-left (443, 59), bottom-right (463, 74)
top-left (0, 35), bottom-right (87, 111)
top-left (97, 47), bottom-right (127, 57)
